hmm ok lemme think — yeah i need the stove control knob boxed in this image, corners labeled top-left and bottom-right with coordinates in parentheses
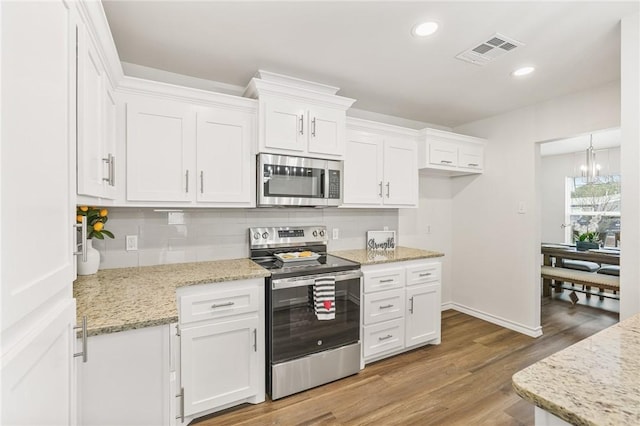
top-left (253, 232), bottom-right (260, 240)
top-left (319, 230), bottom-right (326, 237)
top-left (262, 232), bottom-right (269, 239)
top-left (313, 230), bottom-right (318, 237)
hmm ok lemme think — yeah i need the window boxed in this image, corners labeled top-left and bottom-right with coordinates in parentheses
top-left (565, 175), bottom-right (621, 246)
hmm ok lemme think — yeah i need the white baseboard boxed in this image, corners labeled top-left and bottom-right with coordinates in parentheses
top-left (441, 301), bottom-right (454, 311)
top-left (450, 303), bottom-right (543, 338)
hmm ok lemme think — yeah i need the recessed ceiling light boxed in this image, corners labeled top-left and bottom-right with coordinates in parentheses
top-left (412, 22), bottom-right (439, 37)
top-left (512, 66), bottom-right (535, 77)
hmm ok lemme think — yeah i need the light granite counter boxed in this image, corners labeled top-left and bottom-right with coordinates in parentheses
top-left (330, 246), bottom-right (444, 265)
top-left (73, 259), bottom-right (270, 337)
top-left (512, 313), bottom-right (640, 426)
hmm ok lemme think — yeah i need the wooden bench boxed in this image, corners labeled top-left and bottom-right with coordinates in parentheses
top-left (541, 266), bottom-right (620, 303)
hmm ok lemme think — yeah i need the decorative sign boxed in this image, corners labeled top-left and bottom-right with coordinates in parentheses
top-left (367, 230), bottom-right (396, 252)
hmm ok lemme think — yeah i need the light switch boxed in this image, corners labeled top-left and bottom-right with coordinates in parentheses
top-left (126, 235), bottom-right (138, 251)
top-left (517, 201), bottom-right (526, 214)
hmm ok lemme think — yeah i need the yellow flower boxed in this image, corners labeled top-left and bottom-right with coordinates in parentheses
top-left (79, 206), bottom-right (89, 212)
top-left (93, 222), bottom-right (104, 232)
top-left (76, 215), bottom-right (83, 223)
top-left (99, 209), bottom-right (108, 217)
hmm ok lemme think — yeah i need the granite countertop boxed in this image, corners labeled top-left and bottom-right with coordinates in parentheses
top-left (331, 246), bottom-right (444, 265)
top-left (73, 259), bottom-right (270, 337)
top-left (512, 313), bottom-right (640, 426)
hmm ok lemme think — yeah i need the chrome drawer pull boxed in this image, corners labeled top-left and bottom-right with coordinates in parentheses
top-left (419, 273), bottom-right (432, 277)
top-left (211, 301), bottom-right (235, 309)
top-left (379, 304), bottom-right (394, 309)
top-left (440, 160), bottom-right (453, 164)
top-left (379, 279), bottom-right (394, 283)
top-left (378, 334), bottom-right (393, 341)
top-left (468, 163), bottom-right (479, 167)
top-left (73, 316), bottom-right (88, 363)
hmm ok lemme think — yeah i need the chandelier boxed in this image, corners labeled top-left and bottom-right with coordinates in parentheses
top-left (580, 135), bottom-right (601, 182)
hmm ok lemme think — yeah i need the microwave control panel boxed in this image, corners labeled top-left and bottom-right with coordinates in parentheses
top-left (328, 170), bottom-right (341, 199)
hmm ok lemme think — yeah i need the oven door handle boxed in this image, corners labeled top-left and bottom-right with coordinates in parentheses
top-left (272, 270), bottom-right (362, 290)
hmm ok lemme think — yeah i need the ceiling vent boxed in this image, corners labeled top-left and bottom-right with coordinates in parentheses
top-left (455, 33), bottom-right (524, 66)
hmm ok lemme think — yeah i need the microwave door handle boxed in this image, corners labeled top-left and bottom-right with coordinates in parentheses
top-left (321, 169), bottom-right (326, 198)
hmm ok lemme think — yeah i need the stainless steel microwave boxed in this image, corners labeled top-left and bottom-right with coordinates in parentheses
top-left (257, 153), bottom-right (343, 207)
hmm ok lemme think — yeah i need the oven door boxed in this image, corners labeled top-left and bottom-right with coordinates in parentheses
top-left (268, 270), bottom-right (361, 364)
top-left (258, 153), bottom-right (334, 207)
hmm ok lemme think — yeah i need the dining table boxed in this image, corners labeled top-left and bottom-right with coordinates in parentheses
top-left (541, 243), bottom-right (620, 296)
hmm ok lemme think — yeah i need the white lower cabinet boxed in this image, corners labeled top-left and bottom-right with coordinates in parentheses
top-left (362, 259), bottom-right (442, 364)
top-left (76, 324), bottom-right (174, 426)
top-left (176, 278), bottom-right (265, 424)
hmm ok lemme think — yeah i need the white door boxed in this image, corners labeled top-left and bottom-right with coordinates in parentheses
top-left (180, 317), bottom-right (259, 416)
top-left (343, 131), bottom-right (384, 206)
top-left (196, 108), bottom-right (254, 205)
top-left (76, 23), bottom-right (106, 198)
top-left (405, 284), bottom-right (441, 348)
top-left (126, 98), bottom-right (195, 202)
top-left (1, 1), bottom-right (77, 424)
top-left (383, 138), bottom-right (418, 206)
top-left (307, 106), bottom-right (344, 157)
top-left (262, 98), bottom-right (306, 153)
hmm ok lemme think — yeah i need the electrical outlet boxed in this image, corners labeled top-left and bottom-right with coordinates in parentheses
top-left (126, 235), bottom-right (138, 251)
top-left (332, 228), bottom-right (339, 240)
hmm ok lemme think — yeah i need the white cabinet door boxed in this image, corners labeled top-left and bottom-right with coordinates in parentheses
top-left (263, 98), bottom-right (306, 153)
top-left (429, 141), bottom-right (458, 167)
top-left (405, 284), bottom-right (441, 348)
top-left (383, 138), bottom-right (418, 206)
top-left (458, 144), bottom-right (484, 171)
top-left (196, 108), bottom-right (254, 205)
top-left (362, 318), bottom-right (405, 358)
top-left (126, 99), bottom-right (195, 202)
top-left (307, 106), bottom-right (345, 157)
top-left (101, 87), bottom-right (117, 198)
top-left (344, 131), bottom-right (384, 206)
top-left (1, 2), bottom-right (76, 424)
top-left (181, 316), bottom-right (260, 417)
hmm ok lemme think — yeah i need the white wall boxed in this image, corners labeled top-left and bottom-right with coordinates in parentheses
top-left (399, 174), bottom-right (453, 306)
top-left (620, 13), bottom-right (640, 320)
top-left (540, 147), bottom-right (620, 243)
top-left (452, 80), bottom-right (621, 336)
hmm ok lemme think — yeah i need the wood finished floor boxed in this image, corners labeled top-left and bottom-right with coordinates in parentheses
top-left (195, 298), bottom-right (619, 426)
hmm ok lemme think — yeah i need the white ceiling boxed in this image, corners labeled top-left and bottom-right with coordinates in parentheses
top-left (102, 1), bottom-right (638, 128)
top-left (540, 128), bottom-right (621, 156)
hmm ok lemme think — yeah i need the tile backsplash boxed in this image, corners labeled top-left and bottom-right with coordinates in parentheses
top-left (93, 208), bottom-right (398, 269)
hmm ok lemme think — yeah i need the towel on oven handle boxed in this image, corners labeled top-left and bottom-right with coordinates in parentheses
top-left (312, 276), bottom-right (335, 320)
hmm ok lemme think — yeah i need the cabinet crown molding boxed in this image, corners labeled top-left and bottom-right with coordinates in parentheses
top-left (346, 117), bottom-right (420, 139)
top-left (419, 127), bottom-right (487, 146)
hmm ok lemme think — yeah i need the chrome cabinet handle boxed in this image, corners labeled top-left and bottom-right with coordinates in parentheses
top-left (379, 279), bottom-right (394, 283)
top-left (468, 163), bottom-right (479, 167)
top-left (211, 301), bottom-right (235, 309)
top-left (74, 216), bottom-right (87, 262)
top-left (386, 182), bottom-right (390, 198)
top-left (409, 297), bottom-right (414, 314)
top-left (102, 153), bottom-right (115, 186)
top-left (175, 388), bottom-right (184, 422)
top-left (379, 181), bottom-right (383, 198)
top-left (311, 117), bottom-right (316, 137)
top-left (73, 316), bottom-right (88, 363)
top-left (299, 114), bottom-right (304, 135)
top-left (379, 304), bottom-right (394, 309)
top-left (200, 171), bottom-right (204, 194)
top-left (253, 329), bottom-right (257, 352)
top-left (378, 334), bottom-right (393, 341)
top-left (419, 273), bottom-right (432, 277)
top-left (185, 170), bottom-right (189, 193)
top-left (440, 160), bottom-right (453, 164)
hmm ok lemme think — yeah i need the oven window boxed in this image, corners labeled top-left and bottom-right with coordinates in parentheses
top-left (263, 164), bottom-right (324, 198)
top-left (270, 278), bottom-right (360, 363)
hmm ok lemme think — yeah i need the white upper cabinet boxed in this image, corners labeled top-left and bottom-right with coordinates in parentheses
top-left (76, 22), bottom-right (117, 199)
top-left (418, 128), bottom-right (486, 176)
top-left (123, 90), bottom-right (256, 207)
top-left (245, 71), bottom-right (355, 160)
top-left (344, 118), bottom-right (418, 208)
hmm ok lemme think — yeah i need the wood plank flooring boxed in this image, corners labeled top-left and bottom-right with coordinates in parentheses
top-left (194, 298), bottom-right (619, 426)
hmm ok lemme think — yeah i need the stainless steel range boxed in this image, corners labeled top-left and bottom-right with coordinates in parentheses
top-left (249, 225), bottom-right (362, 400)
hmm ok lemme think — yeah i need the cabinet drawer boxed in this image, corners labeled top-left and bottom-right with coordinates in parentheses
top-left (179, 285), bottom-right (260, 325)
top-left (363, 267), bottom-right (404, 293)
top-left (406, 263), bottom-right (441, 286)
top-left (362, 319), bottom-right (404, 358)
top-left (458, 145), bottom-right (483, 170)
top-left (429, 142), bottom-right (458, 167)
top-left (363, 289), bottom-right (404, 325)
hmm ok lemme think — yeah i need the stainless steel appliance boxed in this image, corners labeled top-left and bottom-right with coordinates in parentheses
top-left (249, 225), bottom-right (361, 400)
top-left (257, 153), bottom-right (343, 207)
